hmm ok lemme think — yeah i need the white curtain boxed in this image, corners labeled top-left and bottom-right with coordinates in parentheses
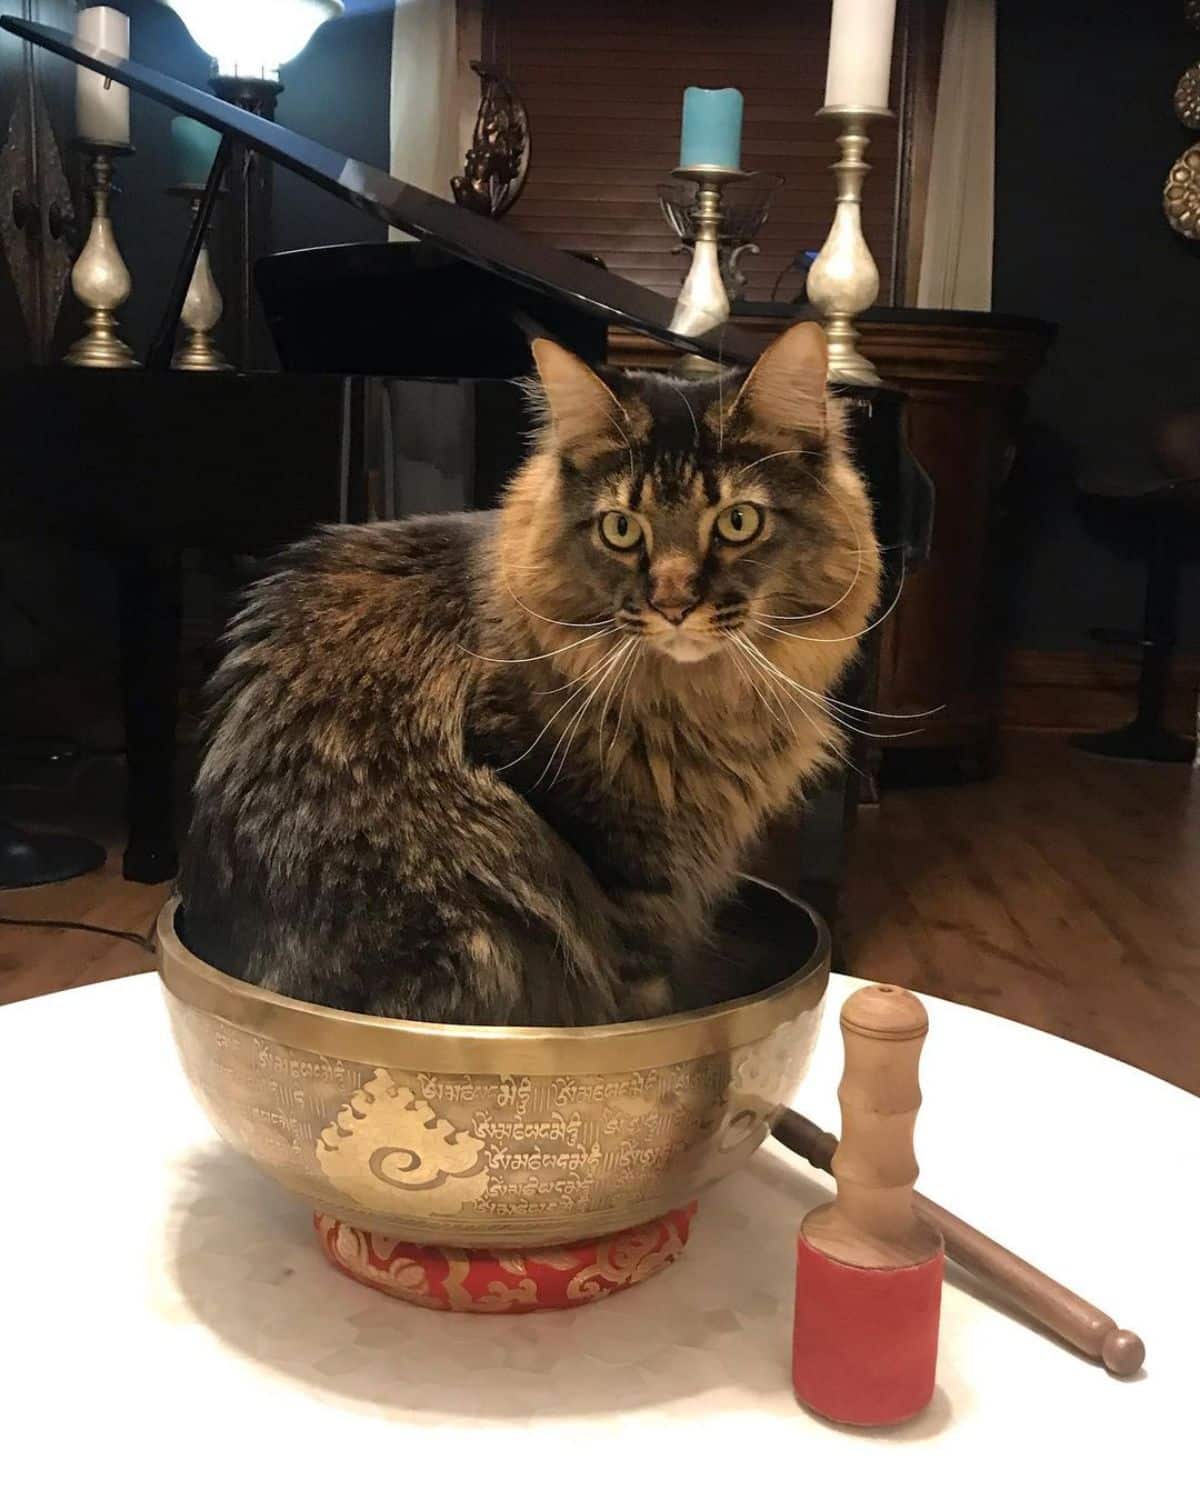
top-left (916, 0), bottom-right (996, 311)
top-left (389, 0), bottom-right (461, 199)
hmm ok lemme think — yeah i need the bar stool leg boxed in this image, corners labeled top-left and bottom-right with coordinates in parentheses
top-left (1072, 517), bottom-right (1196, 763)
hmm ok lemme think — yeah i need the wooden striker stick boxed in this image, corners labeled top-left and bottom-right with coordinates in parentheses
top-left (773, 1107), bottom-right (1145, 1376)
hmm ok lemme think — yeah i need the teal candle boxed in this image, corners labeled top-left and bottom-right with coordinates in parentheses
top-left (679, 87), bottom-right (744, 170)
top-left (171, 115), bottom-right (221, 188)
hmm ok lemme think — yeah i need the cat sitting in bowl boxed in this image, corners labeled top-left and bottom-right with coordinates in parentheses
top-left (181, 324), bottom-right (880, 1026)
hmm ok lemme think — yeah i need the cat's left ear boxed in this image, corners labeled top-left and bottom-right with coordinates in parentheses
top-left (730, 321), bottom-right (828, 436)
top-left (530, 339), bottom-right (626, 455)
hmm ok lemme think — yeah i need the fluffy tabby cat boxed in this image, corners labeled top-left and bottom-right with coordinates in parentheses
top-left (181, 323), bottom-right (881, 1025)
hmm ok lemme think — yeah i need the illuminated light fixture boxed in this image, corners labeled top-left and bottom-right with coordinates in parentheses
top-left (165, 0), bottom-right (344, 86)
top-left (159, 0), bottom-right (344, 369)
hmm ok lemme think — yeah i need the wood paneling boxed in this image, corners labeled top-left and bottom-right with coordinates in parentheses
top-left (1001, 649), bottom-right (1200, 735)
top-left (487, 0), bottom-right (902, 301)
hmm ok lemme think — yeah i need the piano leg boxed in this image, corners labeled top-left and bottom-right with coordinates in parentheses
top-left (117, 545), bottom-right (181, 884)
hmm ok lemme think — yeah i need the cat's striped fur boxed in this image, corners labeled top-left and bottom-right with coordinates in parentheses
top-left (180, 324), bottom-right (880, 1023)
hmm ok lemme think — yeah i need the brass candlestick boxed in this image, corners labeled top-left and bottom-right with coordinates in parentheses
top-left (805, 108), bottom-right (892, 387)
top-left (170, 188), bottom-right (232, 373)
top-left (667, 165), bottom-right (748, 340)
top-left (65, 143), bottom-right (138, 370)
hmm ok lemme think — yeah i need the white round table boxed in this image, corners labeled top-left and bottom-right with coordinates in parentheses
top-left (3, 973), bottom-right (1195, 1498)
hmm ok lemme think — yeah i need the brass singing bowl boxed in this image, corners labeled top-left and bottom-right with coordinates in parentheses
top-left (158, 879), bottom-right (829, 1249)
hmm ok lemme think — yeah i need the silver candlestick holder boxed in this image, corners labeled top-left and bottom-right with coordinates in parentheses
top-left (64, 143), bottom-right (138, 370)
top-left (169, 185), bottom-right (232, 372)
top-left (667, 165), bottom-right (749, 340)
top-left (659, 170), bottom-right (782, 301)
top-left (805, 107), bottom-right (892, 387)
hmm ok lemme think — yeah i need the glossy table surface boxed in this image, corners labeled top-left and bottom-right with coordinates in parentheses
top-left (3, 972), bottom-right (1195, 1498)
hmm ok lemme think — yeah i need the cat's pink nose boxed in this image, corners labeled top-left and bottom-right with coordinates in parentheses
top-left (648, 553), bottom-right (700, 624)
top-left (648, 594), bottom-right (698, 625)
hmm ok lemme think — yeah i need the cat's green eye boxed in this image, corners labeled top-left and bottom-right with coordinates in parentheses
top-left (599, 511), bottom-right (644, 551)
top-left (715, 503), bottom-right (763, 544)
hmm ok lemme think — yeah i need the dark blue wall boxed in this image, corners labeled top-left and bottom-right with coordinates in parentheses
top-left (993, 0), bottom-right (1200, 650)
top-left (119, 0), bottom-right (393, 354)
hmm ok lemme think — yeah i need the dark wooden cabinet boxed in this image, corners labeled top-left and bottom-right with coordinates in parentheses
top-left (857, 313), bottom-right (1054, 773)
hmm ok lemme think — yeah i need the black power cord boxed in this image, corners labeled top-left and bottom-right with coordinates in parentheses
top-left (0, 913), bottom-right (156, 953)
top-left (770, 249), bottom-right (819, 304)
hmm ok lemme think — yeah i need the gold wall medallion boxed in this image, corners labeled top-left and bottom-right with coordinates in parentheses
top-left (1174, 62), bottom-right (1200, 130)
top-left (1164, 145), bottom-right (1200, 239)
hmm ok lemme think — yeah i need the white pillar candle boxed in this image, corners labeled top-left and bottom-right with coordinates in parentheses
top-left (75, 6), bottom-right (131, 147)
top-left (824, 0), bottom-right (897, 112)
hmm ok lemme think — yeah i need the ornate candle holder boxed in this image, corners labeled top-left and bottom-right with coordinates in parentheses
top-left (805, 107), bottom-right (892, 387)
top-left (64, 143), bottom-right (138, 369)
top-left (666, 165), bottom-right (749, 340)
top-left (169, 185), bottom-right (231, 372)
top-left (659, 170), bottom-right (783, 302)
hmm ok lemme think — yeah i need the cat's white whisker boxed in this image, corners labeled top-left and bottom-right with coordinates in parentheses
top-left (806, 685), bottom-right (945, 723)
top-left (500, 574), bottom-right (616, 631)
top-left (751, 554), bottom-right (907, 644)
top-left (726, 637), bottom-right (792, 731)
top-left (537, 639), bottom-right (631, 696)
top-left (758, 480), bottom-right (866, 622)
top-left (539, 641), bottom-right (634, 790)
top-left (733, 636), bottom-right (864, 774)
top-left (494, 651), bottom-right (624, 774)
top-left (749, 601), bottom-right (886, 648)
top-left (607, 641), bottom-right (644, 766)
top-left (669, 381), bottom-right (700, 445)
top-left (547, 646), bottom-right (632, 789)
top-left (738, 637), bottom-right (925, 742)
top-left (596, 632), bottom-right (638, 741)
top-left (596, 409), bottom-right (638, 491)
top-left (463, 625), bottom-right (617, 666)
top-left (716, 323), bottom-right (732, 452)
top-left (734, 447), bottom-right (819, 477)
top-left (731, 635), bottom-right (805, 730)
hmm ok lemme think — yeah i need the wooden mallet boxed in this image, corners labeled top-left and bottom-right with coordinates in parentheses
top-left (777, 992), bottom-right (1146, 1381)
top-left (792, 983), bottom-right (944, 1426)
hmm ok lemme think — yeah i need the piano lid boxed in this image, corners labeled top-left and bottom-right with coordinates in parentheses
top-left (2, 17), bottom-right (762, 368)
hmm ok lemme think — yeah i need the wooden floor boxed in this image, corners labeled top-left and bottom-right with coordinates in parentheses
top-left (841, 733), bottom-right (1200, 1094)
top-left (0, 755), bottom-right (169, 1001)
top-left (3, 732), bottom-right (1198, 1094)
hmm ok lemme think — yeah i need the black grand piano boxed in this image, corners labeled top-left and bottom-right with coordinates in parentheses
top-left (1, 19), bottom-right (925, 944)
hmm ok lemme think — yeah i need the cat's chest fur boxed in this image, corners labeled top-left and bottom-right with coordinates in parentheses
top-left (484, 656), bottom-right (824, 892)
top-left (610, 684), bottom-right (820, 835)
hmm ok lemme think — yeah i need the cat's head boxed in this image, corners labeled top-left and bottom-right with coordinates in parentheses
top-left (500, 323), bottom-right (879, 670)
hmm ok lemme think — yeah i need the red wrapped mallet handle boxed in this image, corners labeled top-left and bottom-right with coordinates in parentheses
top-left (792, 984), bottom-right (944, 1426)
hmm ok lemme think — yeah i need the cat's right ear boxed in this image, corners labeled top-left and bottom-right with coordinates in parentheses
top-left (729, 321), bottom-right (828, 438)
top-left (530, 339), bottom-right (626, 456)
